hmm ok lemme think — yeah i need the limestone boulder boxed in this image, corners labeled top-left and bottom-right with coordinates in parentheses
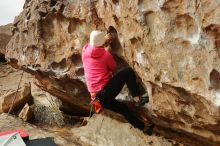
top-left (19, 103), bottom-right (33, 122)
top-left (5, 0), bottom-right (220, 145)
top-left (0, 84), bottom-right (32, 113)
top-left (73, 110), bottom-right (179, 146)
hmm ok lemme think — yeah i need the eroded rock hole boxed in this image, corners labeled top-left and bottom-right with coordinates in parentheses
top-left (142, 11), bottom-right (153, 25)
top-left (68, 18), bottom-right (81, 34)
top-left (60, 4), bottom-right (65, 13)
top-left (26, 13), bottom-right (31, 20)
top-left (51, 58), bottom-right (68, 72)
top-left (108, 26), bottom-right (122, 55)
top-left (138, 0), bottom-right (143, 5)
top-left (0, 54), bottom-right (6, 63)
top-left (71, 54), bottom-right (84, 76)
top-left (173, 86), bottom-right (192, 103)
top-left (112, 0), bottom-right (119, 5)
top-left (75, 68), bottom-right (84, 76)
top-left (173, 14), bottom-right (200, 44)
top-left (210, 69), bottom-right (220, 90)
top-left (108, 26), bottom-right (117, 34)
top-left (9, 58), bottom-right (18, 67)
top-left (39, 12), bottom-right (48, 18)
top-left (40, 14), bottom-right (54, 41)
top-left (209, 69), bottom-right (220, 106)
top-left (103, 0), bottom-right (107, 7)
top-left (71, 54), bottom-right (82, 65)
top-left (161, 0), bottom-right (181, 11)
top-left (113, 15), bottom-right (119, 25)
top-left (205, 24), bottom-right (220, 57)
top-left (24, 0), bottom-right (31, 5)
top-left (50, 0), bottom-right (57, 7)
top-left (130, 37), bottom-right (139, 44)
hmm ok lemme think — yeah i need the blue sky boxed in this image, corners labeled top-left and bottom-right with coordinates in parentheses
top-left (0, 0), bottom-right (25, 25)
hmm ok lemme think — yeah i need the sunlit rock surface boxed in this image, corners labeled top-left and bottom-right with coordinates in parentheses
top-left (5, 0), bottom-right (220, 145)
top-left (73, 111), bottom-right (179, 146)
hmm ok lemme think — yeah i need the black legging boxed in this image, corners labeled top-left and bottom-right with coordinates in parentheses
top-left (96, 67), bottom-right (144, 130)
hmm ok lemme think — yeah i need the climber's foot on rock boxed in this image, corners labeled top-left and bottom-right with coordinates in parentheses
top-left (138, 96), bottom-right (149, 107)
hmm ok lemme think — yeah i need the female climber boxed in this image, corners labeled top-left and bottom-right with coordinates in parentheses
top-left (82, 30), bottom-right (149, 130)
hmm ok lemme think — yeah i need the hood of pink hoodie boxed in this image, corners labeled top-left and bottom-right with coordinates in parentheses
top-left (83, 44), bottom-right (105, 58)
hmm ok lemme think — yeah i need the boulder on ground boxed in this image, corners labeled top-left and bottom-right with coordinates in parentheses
top-left (5, 0), bottom-right (220, 145)
top-left (19, 103), bottom-right (33, 122)
top-left (72, 110), bottom-right (179, 146)
top-left (0, 83), bottom-right (32, 113)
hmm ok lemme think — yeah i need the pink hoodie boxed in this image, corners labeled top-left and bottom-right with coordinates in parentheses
top-left (82, 44), bottom-right (117, 92)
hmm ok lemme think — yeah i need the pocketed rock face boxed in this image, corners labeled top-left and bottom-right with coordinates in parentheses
top-left (5, 0), bottom-right (220, 145)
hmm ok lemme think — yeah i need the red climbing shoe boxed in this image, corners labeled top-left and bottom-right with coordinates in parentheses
top-left (90, 99), bottom-right (102, 113)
